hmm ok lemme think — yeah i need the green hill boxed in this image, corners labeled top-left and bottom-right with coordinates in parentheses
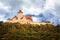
top-left (0, 22), bottom-right (60, 40)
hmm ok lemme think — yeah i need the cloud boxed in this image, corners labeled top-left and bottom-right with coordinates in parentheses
top-left (0, 0), bottom-right (22, 11)
top-left (22, 6), bottom-right (43, 15)
top-left (44, 0), bottom-right (55, 10)
top-left (0, 0), bottom-right (60, 25)
top-left (55, 0), bottom-right (60, 17)
top-left (0, 2), bottom-right (11, 12)
top-left (0, 14), bottom-right (6, 22)
top-left (21, 0), bottom-right (46, 15)
top-left (0, 2), bottom-right (11, 21)
top-left (21, 0), bottom-right (57, 16)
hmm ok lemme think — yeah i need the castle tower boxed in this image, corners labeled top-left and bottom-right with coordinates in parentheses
top-left (17, 10), bottom-right (23, 22)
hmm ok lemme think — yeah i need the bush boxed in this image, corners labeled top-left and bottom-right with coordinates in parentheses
top-left (0, 22), bottom-right (60, 40)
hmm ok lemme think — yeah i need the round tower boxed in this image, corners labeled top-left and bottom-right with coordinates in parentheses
top-left (18, 10), bottom-right (23, 22)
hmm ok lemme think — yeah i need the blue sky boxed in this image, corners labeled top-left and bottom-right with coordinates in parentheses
top-left (0, 0), bottom-right (60, 25)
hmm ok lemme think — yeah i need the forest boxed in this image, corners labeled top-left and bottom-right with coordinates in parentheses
top-left (0, 22), bottom-right (60, 40)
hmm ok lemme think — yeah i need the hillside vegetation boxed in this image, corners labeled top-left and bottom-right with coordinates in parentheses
top-left (0, 22), bottom-right (60, 40)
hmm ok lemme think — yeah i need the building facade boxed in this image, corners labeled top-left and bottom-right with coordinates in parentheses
top-left (7, 10), bottom-right (52, 25)
top-left (7, 10), bottom-right (33, 24)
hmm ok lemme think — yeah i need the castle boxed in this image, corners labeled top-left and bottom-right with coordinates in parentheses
top-left (7, 10), bottom-right (33, 24)
top-left (7, 10), bottom-right (52, 25)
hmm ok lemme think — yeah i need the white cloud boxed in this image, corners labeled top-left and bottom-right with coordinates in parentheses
top-left (22, 0), bottom-right (56, 16)
top-left (0, 14), bottom-right (6, 22)
top-left (28, 7), bottom-right (42, 14)
top-left (55, 0), bottom-right (60, 4)
top-left (0, 2), bottom-right (11, 12)
top-left (0, 2), bottom-right (11, 22)
top-left (44, 0), bottom-right (55, 10)
top-left (22, 6), bottom-right (43, 15)
top-left (32, 17), bottom-right (38, 22)
top-left (21, 0), bottom-right (45, 15)
top-left (42, 0), bottom-right (58, 16)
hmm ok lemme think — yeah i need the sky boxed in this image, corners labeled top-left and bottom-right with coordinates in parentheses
top-left (0, 0), bottom-right (60, 25)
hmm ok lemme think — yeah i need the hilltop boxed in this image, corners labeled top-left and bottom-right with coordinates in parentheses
top-left (0, 22), bottom-right (60, 40)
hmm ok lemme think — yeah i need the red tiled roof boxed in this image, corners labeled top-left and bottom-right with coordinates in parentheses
top-left (25, 16), bottom-right (32, 21)
top-left (17, 10), bottom-right (23, 13)
top-left (12, 16), bottom-right (18, 20)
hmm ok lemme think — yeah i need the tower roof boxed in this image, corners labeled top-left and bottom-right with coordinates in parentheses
top-left (17, 10), bottom-right (23, 13)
